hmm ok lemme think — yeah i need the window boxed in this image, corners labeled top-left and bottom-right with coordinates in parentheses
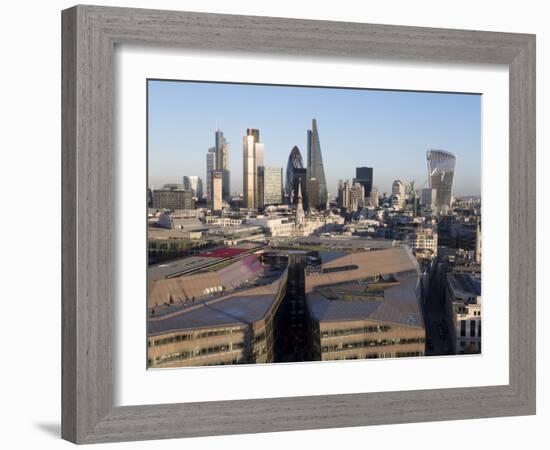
top-left (470, 320), bottom-right (476, 337)
top-left (460, 320), bottom-right (466, 337)
top-left (478, 321), bottom-right (481, 337)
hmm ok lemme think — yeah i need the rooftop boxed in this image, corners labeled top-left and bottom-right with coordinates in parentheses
top-left (447, 272), bottom-right (482, 298)
top-left (305, 247), bottom-right (424, 328)
top-left (148, 267), bottom-right (288, 335)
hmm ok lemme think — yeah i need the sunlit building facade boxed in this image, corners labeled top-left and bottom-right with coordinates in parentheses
top-left (427, 149), bottom-right (456, 209)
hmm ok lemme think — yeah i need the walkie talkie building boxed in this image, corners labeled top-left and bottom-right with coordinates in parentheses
top-left (427, 149), bottom-right (456, 209)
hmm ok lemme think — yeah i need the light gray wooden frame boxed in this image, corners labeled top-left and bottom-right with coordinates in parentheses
top-left (62, 4), bottom-right (536, 444)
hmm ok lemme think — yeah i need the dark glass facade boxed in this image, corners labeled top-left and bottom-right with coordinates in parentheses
top-left (285, 145), bottom-right (304, 199)
top-left (353, 166), bottom-right (373, 197)
top-left (306, 119), bottom-right (328, 208)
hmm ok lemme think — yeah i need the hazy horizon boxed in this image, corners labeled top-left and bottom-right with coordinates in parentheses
top-left (148, 80), bottom-right (481, 198)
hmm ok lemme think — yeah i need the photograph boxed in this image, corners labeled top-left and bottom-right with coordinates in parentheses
top-left (146, 80), bottom-right (482, 369)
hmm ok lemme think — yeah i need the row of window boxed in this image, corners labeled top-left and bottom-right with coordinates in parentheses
top-left (329, 351), bottom-right (423, 360)
top-left (322, 337), bottom-right (425, 353)
top-left (460, 320), bottom-right (481, 337)
top-left (321, 264), bottom-right (359, 274)
top-left (153, 342), bottom-right (245, 365)
top-left (151, 327), bottom-right (244, 347)
top-left (321, 325), bottom-right (392, 338)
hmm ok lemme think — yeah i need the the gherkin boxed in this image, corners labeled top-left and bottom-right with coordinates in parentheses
top-left (285, 145), bottom-right (304, 198)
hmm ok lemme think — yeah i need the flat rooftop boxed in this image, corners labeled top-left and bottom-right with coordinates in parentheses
top-left (148, 267), bottom-right (287, 335)
top-left (290, 236), bottom-right (395, 251)
top-left (306, 247), bottom-right (424, 328)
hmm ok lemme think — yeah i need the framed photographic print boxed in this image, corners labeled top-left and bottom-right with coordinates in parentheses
top-left (62, 5), bottom-right (536, 444)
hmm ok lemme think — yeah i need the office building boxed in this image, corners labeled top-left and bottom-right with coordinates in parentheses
top-left (212, 171), bottom-right (223, 212)
top-left (152, 188), bottom-right (194, 210)
top-left (353, 167), bottom-right (373, 198)
top-left (427, 149), bottom-right (456, 209)
top-left (337, 179), bottom-right (352, 210)
top-left (305, 246), bottom-right (426, 361)
top-left (243, 128), bottom-right (264, 209)
top-left (258, 166), bottom-right (283, 207)
top-left (370, 187), bottom-right (379, 208)
top-left (391, 180), bottom-right (406, 209)
top-left (350, 182), bottom-right (365, 212)
top-left (215, 130), bottom-right (231, 200)
top-left (405, 227), bottom-right (438, 256)
top-left (148, 254), bottom-right (288, 367)
top-left (285, 146), bottom-right (304, 199)
top-left (421, 188), bottom-right (437, 211)
top-left (308, 177), bottom-right (320, 210)
top-left (206, 147), bottom-right (216, 200)
top-left (445, 273), bottom-right (481, 354)
top-left (183, 175), bottom-right (203, 200)
top-left (306, 119), bottom-right (328, 209)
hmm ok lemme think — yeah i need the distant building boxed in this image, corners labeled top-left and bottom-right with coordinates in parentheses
top-left (421, 188), bottom-right (437, 211)
top-left (445, 273), bottom-right (481, 354)
top-left (251, 216), bottom-right (295, 237)
top-left (285, 146), bottom-right (304, 200)
top-left (391, 180), bottom-right (406, 209)
top-left (307, 119), bottom-right (328, 208)
top-left (206, 147), bottom-right (216, 200)
top-left (215, 130), bottom-right (231, 200)
top-left (350, 182), bottom-right (365, 212)
top-left (295, 182), bottom-right (305, 230)
top-left (152, 188), bottom-right (194, 210)
top-left (370, 187), bottom-right (379, 208)
top-left (258, 166), bottom-right (283, 208)
top-left (212, 171), bottom-right (223, 212)
top-left (243, 128), bottom-right (264, 209)
top-left (307, 177), bottom-right (320, 210)
top-left (337, 179), bottom-right (352, 210)
top-left (405, 227), bottom-right (438, 256)
top-left (427, 149), bottom-right (456, 209)
top-left (183, 175), bottom-right (203, 200)
top-left (292, 168), bottom-right (308, 208)
top-left (353, 167), bottom-right (373, 198)
top-left (475, 220), bottom-right (482, 265)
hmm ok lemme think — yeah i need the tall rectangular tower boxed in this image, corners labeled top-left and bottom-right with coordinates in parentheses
top-left (353, 167), bottom-right (373, 198)
top-left (243, 128), bottom-right (264, 209)
top-left (206, 147), bottom-right (216, 202)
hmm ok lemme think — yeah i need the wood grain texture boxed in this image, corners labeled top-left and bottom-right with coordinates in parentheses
top-left (61, 4), bottom-right (536, 444)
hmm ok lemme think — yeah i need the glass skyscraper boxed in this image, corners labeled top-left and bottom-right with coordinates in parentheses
top-left (427, 149), bottom-right (456, 209)
top-left (243, 128), bottom-right (264, 209)
top-left (306, 119), bottom-right (328, 209)
top-left (285, 145), bottom-right (304, 200)
top-left (214, 130), bottom-right (231, 200)
top-left (259, 166), bottom-right (283, 207)
top-left (353, 167), bottom-right (373, 198)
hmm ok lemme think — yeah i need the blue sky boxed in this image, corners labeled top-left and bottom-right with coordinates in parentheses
top-left (148, 80), bottom-right (481, 197)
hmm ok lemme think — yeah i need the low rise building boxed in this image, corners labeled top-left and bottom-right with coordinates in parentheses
top-left (445, 272), bottom-right (482, 354)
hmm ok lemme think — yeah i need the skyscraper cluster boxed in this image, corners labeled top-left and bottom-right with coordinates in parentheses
top-left (205, 130), bottom-right (231, 209)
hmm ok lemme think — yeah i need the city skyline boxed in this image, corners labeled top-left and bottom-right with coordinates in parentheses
top-left (148, 80), bottom-right (481, 197)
